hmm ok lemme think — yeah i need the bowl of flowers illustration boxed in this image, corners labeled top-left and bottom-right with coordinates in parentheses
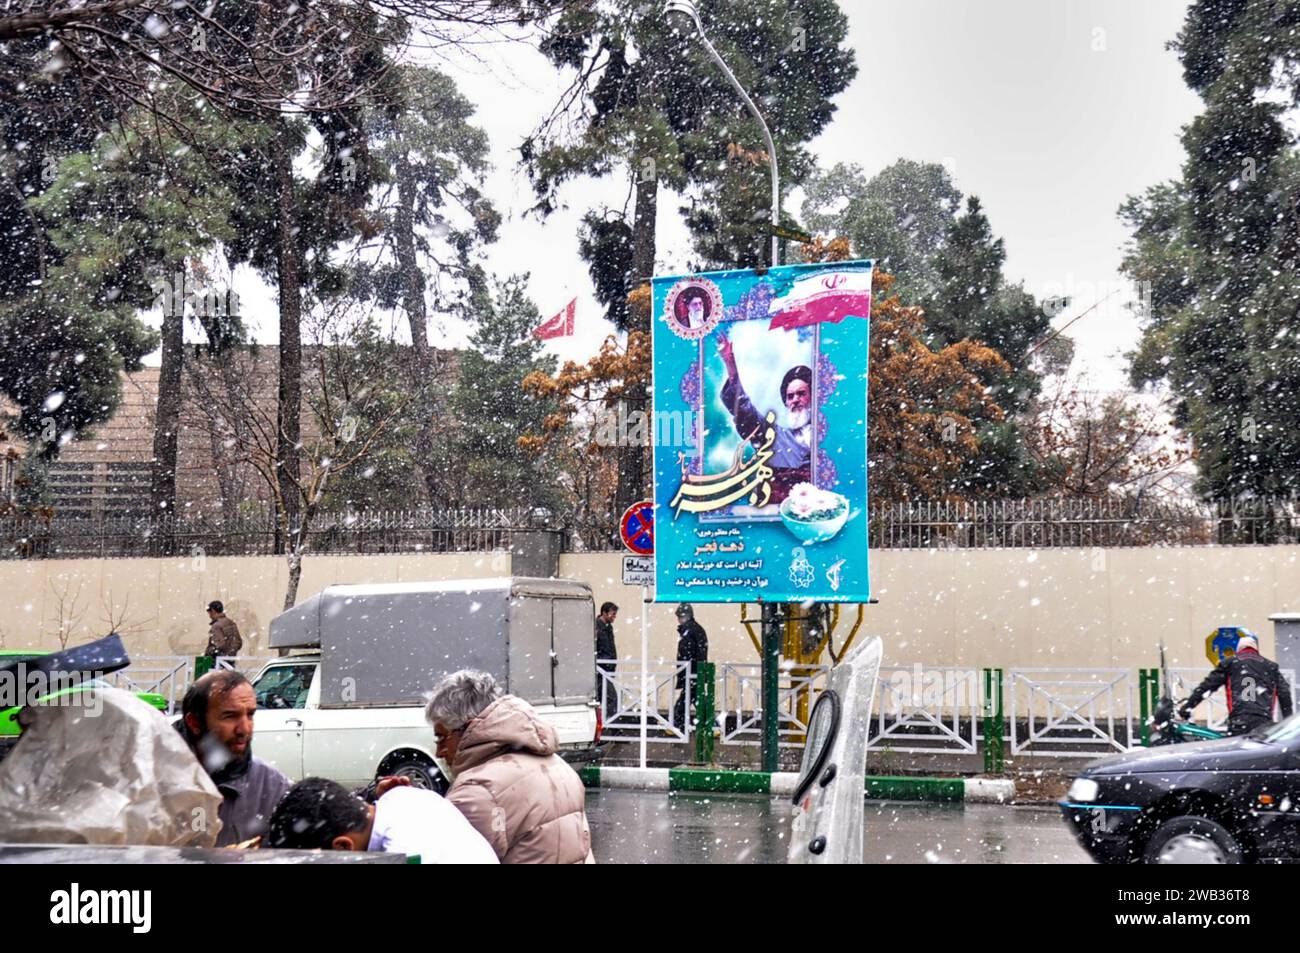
top-left (779, 482), bottom-right (850, 544)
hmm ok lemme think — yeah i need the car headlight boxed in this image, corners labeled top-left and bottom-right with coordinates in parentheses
top-left (1067, 777), bottom-right (1099, 802)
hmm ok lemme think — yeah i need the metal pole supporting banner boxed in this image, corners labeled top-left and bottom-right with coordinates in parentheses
top-left (640, 584), bottom-right (650, 770)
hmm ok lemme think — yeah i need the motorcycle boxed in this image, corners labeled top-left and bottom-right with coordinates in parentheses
top-left (1146, 694), bottom-right (1225, 746)
top-left (1145, 643), bottom-right (1225, 746)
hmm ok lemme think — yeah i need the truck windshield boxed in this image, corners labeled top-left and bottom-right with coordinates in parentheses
top-left (254, 664), bottom-right (314, 710)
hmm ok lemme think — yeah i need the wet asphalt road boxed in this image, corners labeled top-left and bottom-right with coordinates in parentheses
top-left (586, 790), bottom-right (1091, 864)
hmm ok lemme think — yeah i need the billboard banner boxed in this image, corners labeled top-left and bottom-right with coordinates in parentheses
top-left (651, 260), bottom-right (873, 603)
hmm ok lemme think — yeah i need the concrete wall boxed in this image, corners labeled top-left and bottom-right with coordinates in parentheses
top-left (2, 551), bottom-right (510, 657)
top-left (560, 547), bottom-right (1300, 673)
top-left (3, 546), bottom-right (1298, 672)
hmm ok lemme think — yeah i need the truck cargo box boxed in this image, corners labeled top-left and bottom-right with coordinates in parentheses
top-left (269, 577), bottom-right (595, 708)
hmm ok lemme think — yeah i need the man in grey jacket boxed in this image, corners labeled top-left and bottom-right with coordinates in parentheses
top-left (176, 670), bottom-right (291, 846)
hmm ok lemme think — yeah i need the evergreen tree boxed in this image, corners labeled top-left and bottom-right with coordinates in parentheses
top-left (803, 163), bottom-right (1053, 495)
top-left (0, 46), bottom-right (153, 448)
top-left (349, 63), bottom-right (499, 505)
top-left (1119, 0), bottom-right (1300, 498)
top-left (449, 276), bottom-right (562, 509)
top-left (927, 196), bottom-right (1050, 411)
top-left (801, 159), bottom-right (961, 300)
top-left (532, 0), bottom-right (856, 306)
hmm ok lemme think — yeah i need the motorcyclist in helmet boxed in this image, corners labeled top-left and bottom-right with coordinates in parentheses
top-left (1180, 631), bottom-right (1293, 735)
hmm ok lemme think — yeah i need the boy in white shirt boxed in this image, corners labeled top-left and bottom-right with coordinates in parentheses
top-left (268, 776), bottom-right (497, 864)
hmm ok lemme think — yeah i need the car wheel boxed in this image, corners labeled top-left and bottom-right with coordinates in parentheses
top-left (1143, 816), bottom-right (1243, 864)
top-left (382, 758), bottom-right (449, 795)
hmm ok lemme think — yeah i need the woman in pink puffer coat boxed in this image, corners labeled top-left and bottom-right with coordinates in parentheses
top-left (426, 671), bottom-right (594, 864)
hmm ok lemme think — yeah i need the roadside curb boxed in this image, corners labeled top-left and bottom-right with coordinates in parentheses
top-left (580, 766), bottom-right (1016, 803)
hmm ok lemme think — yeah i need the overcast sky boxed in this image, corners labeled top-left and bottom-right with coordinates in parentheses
top-left (172, 0), bottom-right (1204, 393)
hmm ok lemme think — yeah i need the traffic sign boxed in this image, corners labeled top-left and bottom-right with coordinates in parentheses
top-left (621, 555), bottom-right (654, 587)
top-left (768, 222), bottom-right (814, 244)
top-left (619, 500), bottom-right (654, 555)
top-left (1206, 626), bottom-right (1243, 666)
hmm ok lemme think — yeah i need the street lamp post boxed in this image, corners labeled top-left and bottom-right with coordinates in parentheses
top-left (665, 0), bottom-right (784, 773)
top-left (664, 0), bottom-right (780, 268)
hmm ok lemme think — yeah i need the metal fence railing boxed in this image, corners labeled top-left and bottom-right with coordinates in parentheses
top-left (872, 665), bottom-right (981, 754)
top-left (596, 661), bottom-right (1299, 760)
top-left (597, 661), bottom-right (691, 743)
top-left (573, 497), bottom-right (1300, 552)
top-left (90, 655), bottom-right (1295, 759)
top-left (717, 662), bottom-right (830, 748)
top-left (105, 655), bottom-right (277, 711)
top-left (864, 497), bottom-right (1300, 549)
top-left (10, 496), bottom-right (1300, 559)
top-left (0, 508), bottom-right (536, 559)
top-left (1008, 668), bottom-right (1136, 756)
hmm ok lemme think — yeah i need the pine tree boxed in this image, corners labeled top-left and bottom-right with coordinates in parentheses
top-left (801, 159), bottom-right (962, 300)
top-left (1119, 0), bottom-right (1300, 498)
top-left (449, 276), bottom-right (563, 509)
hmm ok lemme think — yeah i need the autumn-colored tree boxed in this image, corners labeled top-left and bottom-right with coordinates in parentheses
top-left (866, 273), bottom-right (1010, 501)
top-left (804, 239), bottom-right (1011, 501)
top-left (521, 287), bottom-right (651, 543)
top-left (1026, 377), bottom-right (1192, 502)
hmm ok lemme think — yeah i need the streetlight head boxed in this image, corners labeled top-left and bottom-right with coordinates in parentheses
top-left (663, 0), bottom-right (700, 35)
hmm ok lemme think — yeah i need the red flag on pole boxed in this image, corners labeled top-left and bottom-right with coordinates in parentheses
top-left (534, 298), bottom-right (576, 340)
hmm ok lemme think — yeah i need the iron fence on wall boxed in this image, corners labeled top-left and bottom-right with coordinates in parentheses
top-left (5, 497), bottom-right (1300, 559)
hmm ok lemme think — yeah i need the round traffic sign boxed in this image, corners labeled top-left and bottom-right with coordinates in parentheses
top-left (620, 500), bottom-right (654, 555)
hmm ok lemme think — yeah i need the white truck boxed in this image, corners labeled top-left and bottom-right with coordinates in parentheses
top-left (251, 577), bottom-right (601, 791)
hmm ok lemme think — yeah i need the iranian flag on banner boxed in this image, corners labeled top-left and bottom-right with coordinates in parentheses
top-left (534, 298), bottom-right (576, 340)
top-left (767, 268), bottom-right (873, 331)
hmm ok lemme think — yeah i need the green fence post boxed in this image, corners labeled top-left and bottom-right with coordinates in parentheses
top-left (694, 661), bottom-right (716, 765)
top-left (1138, 667), bottom-right (1158, 746)
top-left (982, 667), bottom-right (1005, 775)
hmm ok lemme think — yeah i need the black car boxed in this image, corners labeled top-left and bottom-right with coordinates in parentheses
top-left (1061, 715), bottom-right (1300, 863)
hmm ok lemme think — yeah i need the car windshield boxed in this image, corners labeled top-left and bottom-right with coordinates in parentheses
top-left (1261, 714), bottom-right (1300, 745)
top-left (253, 665), bottom-right (313, 709)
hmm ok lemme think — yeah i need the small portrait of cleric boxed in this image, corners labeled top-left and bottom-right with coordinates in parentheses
top-left (674, 288), bottom-right (715, 331)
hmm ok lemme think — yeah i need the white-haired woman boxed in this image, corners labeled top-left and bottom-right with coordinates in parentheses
top-left (426, 670), bottom-right (593, 864)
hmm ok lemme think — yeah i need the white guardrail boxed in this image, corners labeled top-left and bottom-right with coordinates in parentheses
top-left (597, 661), bottom-right (1298, 755)
top-left (98, 655), bottom-right (1295, 752)
top-left (105, 655), bottom-right (277, 711)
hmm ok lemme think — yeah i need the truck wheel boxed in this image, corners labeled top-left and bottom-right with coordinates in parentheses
top-left (1143, 816), bottom-right (1242, 864)
top-left (379, 756), bottom-right (448, 795)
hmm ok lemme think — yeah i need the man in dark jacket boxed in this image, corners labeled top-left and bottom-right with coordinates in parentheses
top-left (205, 600), bottom-right (242, 658)
top-left (1181, 632), bottom-right (1294, 735)
top-left (671, 604), bottom-right (708, 732)
top-left (595, 602), bottom-right (618, 719)
top-left (177, 670), bottom-right (292, 846)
